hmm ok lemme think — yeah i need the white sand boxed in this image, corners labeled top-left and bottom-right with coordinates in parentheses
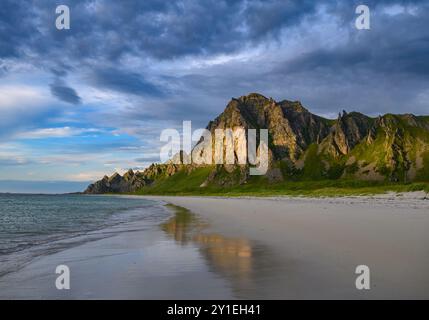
top-left (145, 193), bottom-right (429, 299)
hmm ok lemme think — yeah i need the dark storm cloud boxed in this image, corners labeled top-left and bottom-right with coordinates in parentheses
top-left (0, 0), bottom-right (321, 62)
top-left (50, 81), bottom-right (82, 104)
top-left (0, 1), bottom-right (38, 58)
top-left (253, 1), bottom-right (429, 116)
top-left (243, 0), bottom-right (318, 39)
top-left (1, 0), bottom-right (429, 117)
top-left (90, 68), bottom-right (165, 97)
top-left (327, 0), bottom-right (429, 24)
top-left (2, 0), bottom-right (428, 70)
top-left (283, 3), bottom-right (429, 78)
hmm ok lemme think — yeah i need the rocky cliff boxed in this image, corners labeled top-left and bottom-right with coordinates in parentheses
top-left (84, 93), bottom-right (429, 194)
top-left (84, 169), bottom-right (150, 194)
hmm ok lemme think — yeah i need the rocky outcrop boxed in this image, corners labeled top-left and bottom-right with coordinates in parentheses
top-left (323, 111), bottom-right (373, 157)
top-left (203, 93), bottom-right (331, 162)
top-left (84, 161), bottom-right (186, 194)
top-left (279, 100), bottom-right (331, 156)
top-left (84, 169), bottom-right (151, 194)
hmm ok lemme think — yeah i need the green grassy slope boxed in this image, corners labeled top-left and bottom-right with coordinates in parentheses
top-left (134, 166), bottom-right (429, 197)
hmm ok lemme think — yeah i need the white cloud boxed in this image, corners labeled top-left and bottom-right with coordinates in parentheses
top-left (64, 171), bottom-right (110, 182)
top-left (381, 4), bottom-right (420, 16)
top-left (15, 127), bottom-right (102, 139)
top-left (0, 85), bottom-right (50, 110)
top-left (0, 142), bottom-right (30, 165)
top-left (0, 84), bottom-right (65, 140)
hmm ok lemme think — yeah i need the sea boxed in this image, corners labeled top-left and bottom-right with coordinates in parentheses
top-left (0, 193), bottom-right (169, 277)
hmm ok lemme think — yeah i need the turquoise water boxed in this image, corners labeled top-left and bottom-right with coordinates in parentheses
top-left (0, 194), bottom-right (168, 276)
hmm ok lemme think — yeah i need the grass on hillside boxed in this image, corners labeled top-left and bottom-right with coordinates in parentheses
top-left (134, 167), bottom-right (429, 197)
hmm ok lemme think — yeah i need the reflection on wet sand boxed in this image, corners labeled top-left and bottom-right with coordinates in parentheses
top-left (161, 204), bottom-right (254, 295)
top-left (161, 204), bottom-right (208, 244)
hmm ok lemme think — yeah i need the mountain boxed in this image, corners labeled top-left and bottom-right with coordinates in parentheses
top-left (84, 93), bottom-right (429, 194)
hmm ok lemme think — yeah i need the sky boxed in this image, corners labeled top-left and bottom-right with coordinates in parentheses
top-left (0, 0), bottom-right (428, 192)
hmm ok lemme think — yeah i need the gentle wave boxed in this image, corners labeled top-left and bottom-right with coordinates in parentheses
top-left (0, 194), bottom-right (169, 277)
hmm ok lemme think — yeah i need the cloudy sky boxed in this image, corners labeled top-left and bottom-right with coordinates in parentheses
top-left (0, 0), bottom-right (428, 192)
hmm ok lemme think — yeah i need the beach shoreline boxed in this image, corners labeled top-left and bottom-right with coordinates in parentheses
top-left (144, 193), bottom-right (429, 299)
top-left (0, 193), bottom-right (428, 299)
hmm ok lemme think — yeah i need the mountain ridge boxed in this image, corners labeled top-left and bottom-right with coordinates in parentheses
top-left (84, 93), bottom-right (429, 194)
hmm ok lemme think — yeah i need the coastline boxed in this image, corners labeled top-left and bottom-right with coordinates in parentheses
top-left (0, 202), bottom-right (235, 299)
top-left (0, 193), bottom-right (428, 299)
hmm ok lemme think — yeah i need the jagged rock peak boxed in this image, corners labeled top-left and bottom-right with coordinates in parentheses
top-left (279, 100), bottom-right (306, 112)
top-left (238, 92), bottom-right (269, 102)
top-left (84, 169), bottom-right (150, 194)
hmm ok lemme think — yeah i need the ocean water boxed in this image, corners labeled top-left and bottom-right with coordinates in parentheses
top-left (0, 194), bottom-right (168, 277)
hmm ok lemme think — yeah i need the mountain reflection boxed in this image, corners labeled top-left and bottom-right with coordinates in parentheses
top-left (161, 204), bottom-right (253, 290)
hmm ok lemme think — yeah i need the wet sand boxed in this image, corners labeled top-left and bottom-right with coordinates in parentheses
top-left (0, 209), bottom-right (234, 299)
top-left (147, 193), bottom-right (429, 299)
top-left (1, 193), bottom-right (429, 299)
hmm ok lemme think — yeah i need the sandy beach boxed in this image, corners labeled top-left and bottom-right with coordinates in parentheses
top-left (1, 193), bottom-right (428, 299)
top-left (147, 193), bottom-right (429, 299)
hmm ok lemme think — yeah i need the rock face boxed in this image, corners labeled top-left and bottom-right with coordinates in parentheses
top-left (84, 170), bottom-right (150, 194)
top-left (84, 93), bottom-right (429, 193)
top-left (323, 111), bottom-right (373, 157)
top-left (204, 93), bottom-right (331, 162)
top-left (84, 162), bottom-right (185, 194)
